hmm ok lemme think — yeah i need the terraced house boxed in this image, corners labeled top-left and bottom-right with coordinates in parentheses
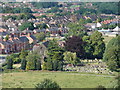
top-left (0, 33), bottom-right (36, 54)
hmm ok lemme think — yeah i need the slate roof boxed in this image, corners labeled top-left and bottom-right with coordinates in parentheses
top-left (19, 36), bottom-right (29, 42)
top-left (30, 35), bottom-right (36, 40)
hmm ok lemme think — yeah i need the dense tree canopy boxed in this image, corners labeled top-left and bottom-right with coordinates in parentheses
top-left (46, 39), bottom-right (64, 71)
top-left (18, 22), bottom-right (35, 31)
top-left (63, 51), bottom-right (78, 66)
top-left (6, 56), bottom-right (13, 69)
top-left (34, 32), bottom-right (46, 42)
top-left (90, 31), bottom-right (105, 59)
top-left (31, 2), bottom-right (58, 8)
top-left (65, 36), bottom-right (85, 58)
top-left (67, 19), bottom-right (87, 37)
top-left (82, 36), bottom-right (94, 59)
top-left (2, 7), bottom-right (33, 13)
top-left (26, 52), bottom-right (41, 70)
top-left (103, 36), bottom-right (120, 71)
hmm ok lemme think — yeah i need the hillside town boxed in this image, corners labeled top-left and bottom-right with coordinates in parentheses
top-left (0, 2), bottom-right (120, 54)
top-left (0, 2), bottom-right (120, 89)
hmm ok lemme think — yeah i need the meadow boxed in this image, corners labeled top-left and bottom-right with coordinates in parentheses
top-left (2, 71), bottom-right (115, 88)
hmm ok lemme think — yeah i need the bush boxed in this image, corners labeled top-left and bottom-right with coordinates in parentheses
top-left (96, 85), bottom-right (106, 90)
top-left (36, 59), bottom-right (42, 70)
top-left (42, 62), bottom-right (47, 70)
top-left (35, 79), bottom-right (61, 90)
top-left (6, 56), bottom-right (13, 69)
top-left (21, 59), bottom-right (27, 70)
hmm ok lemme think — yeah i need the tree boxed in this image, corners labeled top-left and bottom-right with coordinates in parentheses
top-left (57, 61), bottom-right (63, 71)
top-left (102, 24), bottom-right (108, 29)
top-left (6, 56), bottom-right (13, 69)
top-left (35, 79), bottom-right (61, 89)
top-left (82, 36), bottom-right (93, 59)
top-left (36, 59), bottom-right (42, 70)
top-left (35, 32), bottom-right (46, 42)
top-left (31, 2), bottom-right (58, 8)
top-left (67, 19), bottom-right (87, 37)
top-left (103, 36), bottom-right (120, 71)
top-left (108, 24), bottom-right (116, 29)
top-left (46, 59), bottom-right (53, 71)
top-left (26, 52), bottom-right (40, 70)
top-left (46, 40), bottom-right (64, 71)
top-left (90, 31), bottom-right (105, 59)
top-left (63, 51), bottom-right (78, 66)
top-left (96, 85), bottom-right (106, 90)
top-left (19, 49), bottom-right (28, 60)
top-left (21, 59), bottom-right (27, 70)
top-left (64, 36), bottom-right (85, 58)
top-left (86, 18), bottom-right (92, 23)
top-left (18, 22), bottom-right (35, 31)
top-left (5, 35), bottom-right (9, 41)
top-left (6, 53), bottom-right (20, 64)
top-left (53, 60), bottom-right (58, 71)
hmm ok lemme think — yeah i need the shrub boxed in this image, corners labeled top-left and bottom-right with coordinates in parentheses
top-left (35, 79), bottom-right (61, 90)
top-left (96, 85), bottom-right (106, 90)
top-left (21, 59), bottom-right (27, 70)
top-left (6, 56), bottom-right (13, 69)
top-left (42, 62), bottom-right (47, 70)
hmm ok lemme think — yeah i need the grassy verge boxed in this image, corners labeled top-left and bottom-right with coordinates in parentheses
top-left (2, 71), bottom-right (115, 88)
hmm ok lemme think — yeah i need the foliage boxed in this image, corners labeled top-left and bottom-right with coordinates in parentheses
top-left (35, 79), bottom-right (61, 89)
top-left (63, 51), bottom-right (78, 65)
top-left (46, 59), bottom-right (53, 71)
top-left (90, 31), bottom-right (105, 59)
top-left (74, 7), bottom-right (96, 15)
top-left (86, 18), bottom-right (92, 23)
top-left (42, 62), bottom-right (47, 70)
top-left (35, 32), bottom-right (46, 42)
top-left (31, 2), bottom-right (58, 8)
top-left (47, 7), bottom-right (62, 13)
top-left (67, 19), bottom-right (87, 37)
top-left (7, 53), bottom-right (20, 64)
top-left (102, 24), bottom-right (108, 29)
top-left (36, 23), bottom-right (48, 29)
top-left (21, 59), bottom-right (27, 70)
top-left (96, 85), bottom-right (106, 90)
top-left (95, 2), bottom-right (119, 15)
top-left (82, 36), bottom-right (93, 59)
top-left (18, 22), bottom-right (35, 31)
top-left (36, 59), bottom-right (42, 70)
top-left (2, 7), bottom-right (33, 13)
top-left (6, 56), bottom-right (13, 69)
top-left (108, 24), bottom-right (117, 29)
top-left (46, 40), bottom-right (64, 71)
top-left (64, 36), bottom-right (85, 58)
top-left (26, 52), bottom-right (40, 70)
top-left (19, 49), bottom-right (28, 60)
top-left (103, 36), bottom-right (120, 71)
top-left (5, 35), bottom-right (9, 41)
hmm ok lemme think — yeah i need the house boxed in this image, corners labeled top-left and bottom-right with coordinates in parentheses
top-left (25, 33), bottom-right (36, 44)
top-left (85, 23), bottom-right (96, 30)
top-left (19, 36), bottom-right (29, 50)
top-left (33, 41), bottom-right (49, 63)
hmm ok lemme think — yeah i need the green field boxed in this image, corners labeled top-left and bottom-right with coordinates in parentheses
top-left (103, 36), bottom-right (113, 45)
top-left (2, 71), bottom-right (115, 88)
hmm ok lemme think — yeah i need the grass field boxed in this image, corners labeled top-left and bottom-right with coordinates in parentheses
top-left (103, 36), bottom-right (114, 45)
top-left (2, 71), bottom-right (115, 88)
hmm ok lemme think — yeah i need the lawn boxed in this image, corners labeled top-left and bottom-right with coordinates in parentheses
top-left (103, 36), bottom-right (113, 45)
top-left (2, 71), bottom-right (115, 88)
